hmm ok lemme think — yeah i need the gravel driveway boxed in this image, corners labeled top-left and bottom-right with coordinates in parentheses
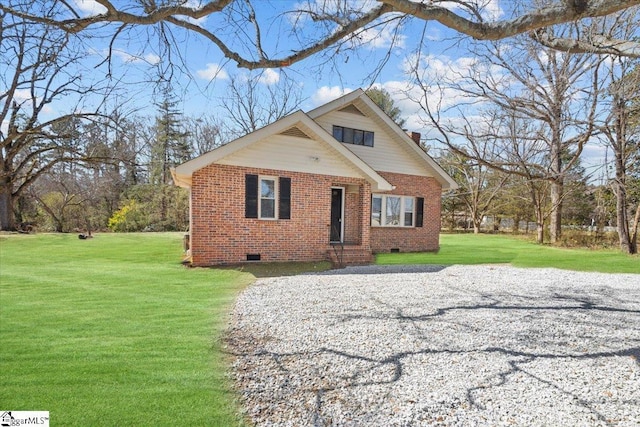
top-left (226, 265), bottom-right (640, 426)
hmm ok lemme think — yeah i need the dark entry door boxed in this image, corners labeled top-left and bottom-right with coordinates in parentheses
top-left (330, 188), bottom-right (343, 242)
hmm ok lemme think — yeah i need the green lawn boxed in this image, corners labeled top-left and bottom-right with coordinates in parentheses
top-left (376, 233), bottom-right (640, 274)
top-left (0, 232), bottom-right (253, 426)
top-left (1, 232), bottom-right (637, 426)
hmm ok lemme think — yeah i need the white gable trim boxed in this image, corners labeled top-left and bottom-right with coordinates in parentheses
top-left (171, 110), bottom-right (393, 192)
top-left (308, 89), bottom-right (458, 191)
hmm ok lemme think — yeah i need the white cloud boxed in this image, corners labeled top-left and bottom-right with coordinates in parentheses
top-left (110, 49), bottom-right (160, 65)
top-left (196, 63), bottom-right (229, 81)
top-left (311, 86), bottom-right (352, 106)
top-left (73, 0), bottom-right (107, 16)
top-left (258, 69), bottom-right (280, 85)
top-left (145, 53), bottom-right (161, 64)
top-left (12, 89), bottom-right (32, 103)
top-left (354, 24), bottom-right (406, 50)
top-left (483, 0), bottom-right (505, 21)
top-left (178, 1), bottom-right (209, 27)
top-left (290, 0), bottom-right (378, 26)
top-left (439, 0), bottom-right (504, 21)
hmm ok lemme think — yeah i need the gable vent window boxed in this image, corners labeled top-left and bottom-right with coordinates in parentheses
top-left (333, 125), bottom-right (374, 147)
top-left (245, 174), bottom-right (291, 220)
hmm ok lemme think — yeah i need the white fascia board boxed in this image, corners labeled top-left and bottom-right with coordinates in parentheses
top-left (313, 90), bottom-right (458, 191)
top-left (170, 167), bottom-right (192, 189)
top-left (174, 111), bottom-right (307, 179)
top-left (172, 108), bottom-right (393, 192)
top-left (298, 114), bottom-right (393, 192)
top-left (354, 94), bottom-right (459, 191)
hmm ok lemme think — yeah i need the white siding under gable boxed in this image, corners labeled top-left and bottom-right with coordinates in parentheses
top-left (314, 109), bottom-right (429, 176)
top-left (216, 133), bottom-right (363, 178)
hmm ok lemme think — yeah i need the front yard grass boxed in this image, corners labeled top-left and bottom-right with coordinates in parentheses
top-left (0, 232), bottom-right (253, 426)
top-left (2, 232), bottom-right (637, 427)
top-left (376, 233), bottom-right (639, 274)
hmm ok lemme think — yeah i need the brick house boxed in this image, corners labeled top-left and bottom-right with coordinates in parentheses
top-left (171, 89), bottom-right (457, 266)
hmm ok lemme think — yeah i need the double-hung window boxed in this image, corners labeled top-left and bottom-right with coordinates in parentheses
top-left (259, 177), bottom-right (276, 219)
top-left (245, 174), bottom-right (291, 220)
top-left (371, 195), bottom-right (423, 227)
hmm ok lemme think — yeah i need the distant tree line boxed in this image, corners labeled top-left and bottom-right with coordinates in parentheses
top-left (2, 2), bottom-right (639, 255)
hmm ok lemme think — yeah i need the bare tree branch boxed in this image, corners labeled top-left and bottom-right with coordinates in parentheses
top-left (2, 0), bottom-right (640, 72)
top-left (384, 0), bottom-right (639, 40)
top-left (533, 31), bottom-right (640, 58)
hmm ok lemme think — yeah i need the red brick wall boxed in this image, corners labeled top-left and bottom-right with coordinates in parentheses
top-left (370, 172), bottom-right (442, 253)
top-left (189, 164), bottom-right (370, 266)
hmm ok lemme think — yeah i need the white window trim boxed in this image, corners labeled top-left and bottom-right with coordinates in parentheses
top-left (372, 194), bottom-right (416, 227)
top-left (258, 176), bottom-right (278, 220)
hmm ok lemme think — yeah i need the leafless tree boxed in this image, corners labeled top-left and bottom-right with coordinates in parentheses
top-left (409, 23), bottom-right (602, 243)
top-left (186, 115), bottom-right (227, 156)
top-left (600, 14), bottom-right (640, 254)
top-left (1, 1), bottom-right (638, 74)
top-left (29, 173), bottom-right (90, 232)
top-left (438, 147), bottom-right (509, 234)
top-left (219, 71), bottom-right (303, 138)
top-left (0, 5), bottom-right (130, 230)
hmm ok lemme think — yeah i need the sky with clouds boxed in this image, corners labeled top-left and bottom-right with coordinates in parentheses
top-left (26, 0), bottom-right (631, 178)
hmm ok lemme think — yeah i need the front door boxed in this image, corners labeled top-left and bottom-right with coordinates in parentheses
top-left (330, 187), bottom-right (344, 243)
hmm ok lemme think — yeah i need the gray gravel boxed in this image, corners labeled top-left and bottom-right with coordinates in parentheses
top-left (226, 265), bottom-right (640, 426)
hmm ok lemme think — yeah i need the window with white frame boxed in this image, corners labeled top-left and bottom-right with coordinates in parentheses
top-left (372, 194), bottom-right (416, 227)
top-left (245, 174), bottom-right (291, 220)
top-left (259, 177), bottom-right (277, 219)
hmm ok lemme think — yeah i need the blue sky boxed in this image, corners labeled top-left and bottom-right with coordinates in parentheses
top-left (27, 0), bottom-right (624, 179)
top-left (60, 1), bottom-right (503, 124)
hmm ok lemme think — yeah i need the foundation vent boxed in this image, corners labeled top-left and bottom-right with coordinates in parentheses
top-left (246, 254), bottom-right (261, 261)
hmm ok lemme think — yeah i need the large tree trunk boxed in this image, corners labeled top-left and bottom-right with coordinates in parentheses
top-left (471, 209), bottom-right (481, 234)
top-left (535, 207), bottom-right (545, 244)
top-left (0, 180), bottom-right (16, 231)
top-left (630, 204), bottom-right (639, 255)
top-left (549, 123), bottom-right (563, 244)
top-left (549, 180), bottom-right (563, 244)
top-left (536, 223), bottom-right (544, 244)
top-left (615, 178), bottom-right (632, 254)
top-left (612, 111), bottom-right (634, 254)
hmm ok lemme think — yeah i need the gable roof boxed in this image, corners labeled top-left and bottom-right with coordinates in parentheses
top-left (307, 89), bottom-right (458, 190)
top-left (171, 110), bottom-right (394, 191)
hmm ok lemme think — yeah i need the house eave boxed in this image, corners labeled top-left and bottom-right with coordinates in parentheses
top-left (171, 168), bottom-right (191, 189)
top-left (308, 89), bottom-right (459, 191)
top-left (172, 110), bottom-right (394, 192)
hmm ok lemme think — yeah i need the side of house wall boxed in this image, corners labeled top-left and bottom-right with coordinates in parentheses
top-left (190, 163), bottom-right (370, 266)
top-left (370, 172), bottom-right (442, 253)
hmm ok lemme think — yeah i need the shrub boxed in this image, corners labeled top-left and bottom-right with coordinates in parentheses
top-left (108, 200), bottom-right (146, 232)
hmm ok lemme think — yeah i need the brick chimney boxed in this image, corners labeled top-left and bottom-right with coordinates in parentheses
top-left (410, 132), bottom-right (421, 145)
